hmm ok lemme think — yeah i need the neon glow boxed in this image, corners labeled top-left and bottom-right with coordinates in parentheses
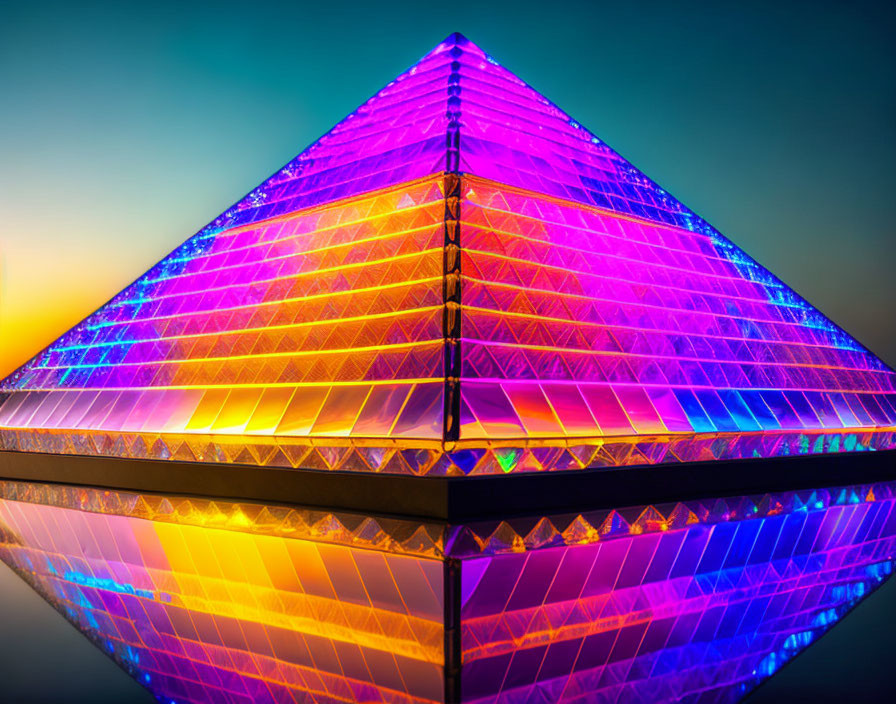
top-left (0, 33), bottom-right (894, 474)
top-left (2, 479), bottom-right (896, 702)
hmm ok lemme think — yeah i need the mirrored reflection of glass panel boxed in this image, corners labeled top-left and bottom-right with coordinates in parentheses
top-left (1, 479), bottom-right (895, 703)
top-left (0, 482), bottom-right (446, 704)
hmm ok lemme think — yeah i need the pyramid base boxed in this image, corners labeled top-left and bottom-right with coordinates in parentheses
top-left (2, 447), bottom-right (895, 520)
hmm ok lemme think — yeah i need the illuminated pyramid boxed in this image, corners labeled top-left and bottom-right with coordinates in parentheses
top-left (1, 33), bottom-right (894, 476)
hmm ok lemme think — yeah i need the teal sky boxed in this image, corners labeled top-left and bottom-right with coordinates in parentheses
top-left (1, 0), bottom-right (895, 375)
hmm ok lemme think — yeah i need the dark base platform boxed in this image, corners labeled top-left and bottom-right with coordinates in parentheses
top-left (3, 448), bottom-right (896, 520)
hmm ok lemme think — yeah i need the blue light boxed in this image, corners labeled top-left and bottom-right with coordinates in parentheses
top-left (63, 570), bottom-right (156, 600)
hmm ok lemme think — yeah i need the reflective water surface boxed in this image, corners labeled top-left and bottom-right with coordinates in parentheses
top-left (1, 479), bottom-right (895, 703)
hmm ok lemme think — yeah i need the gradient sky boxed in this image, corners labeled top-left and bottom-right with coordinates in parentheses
top-left (1, 0), bottom-right (895, 701)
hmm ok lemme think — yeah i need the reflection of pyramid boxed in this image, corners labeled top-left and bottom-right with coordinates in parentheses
top-left (3, 478), bottom-right (896, 704)
top-left (1, 33), bottom-right (894, 476)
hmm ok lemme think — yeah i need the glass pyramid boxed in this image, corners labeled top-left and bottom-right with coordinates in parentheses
top-left (1, 33), bottom-right (894, 476)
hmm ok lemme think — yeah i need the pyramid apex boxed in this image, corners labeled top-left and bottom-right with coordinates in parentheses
top-left (443, 32), bottom-right (470, 45)
top-left (429, 31), bottom-right (485, 57)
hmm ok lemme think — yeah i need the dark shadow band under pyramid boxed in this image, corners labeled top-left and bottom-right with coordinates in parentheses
top-left (1, 33), bottom-right (894, 477)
